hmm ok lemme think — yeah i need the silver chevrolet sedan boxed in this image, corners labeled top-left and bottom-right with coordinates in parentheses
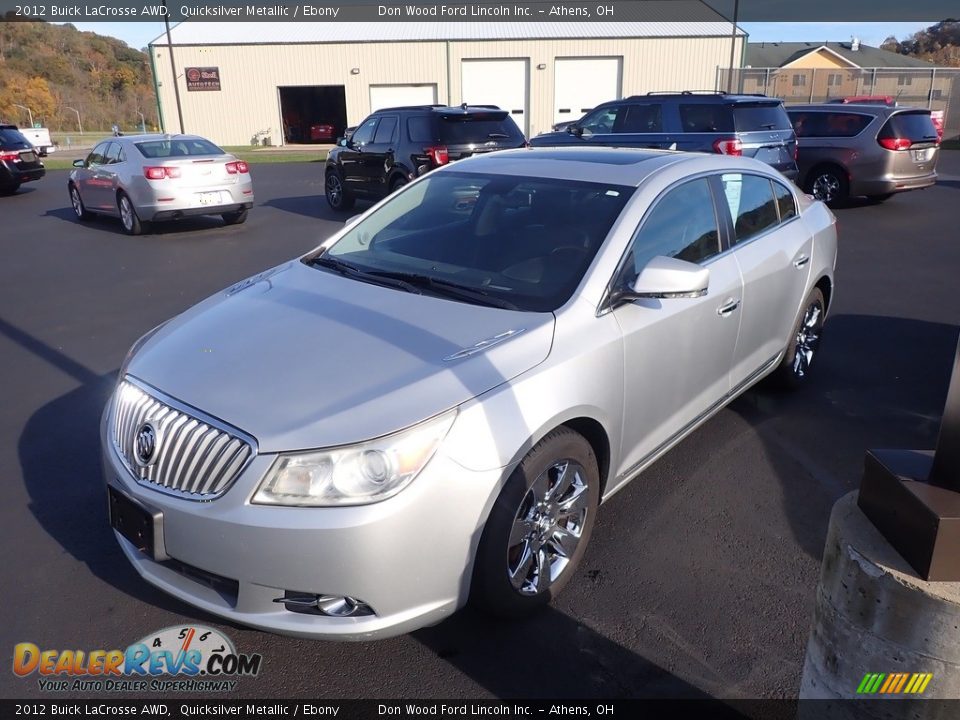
top-left (102, 147), bottom-right (837, 640)
top-left (69, 134), bottom-right (254, 235)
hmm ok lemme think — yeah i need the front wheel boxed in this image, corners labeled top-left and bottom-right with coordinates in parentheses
top-left (117, 192), bottom-right (144, 235)
top-left (471, 428), bottom-right (600, 618)
top-left (772, 287), bottom-right (825, 390)
top-left (325, 170), bottom-right (355, 211)
top-left (70, 184), bottom-right (91, 220)
top-left (222, 208), bottom-right (248, 225)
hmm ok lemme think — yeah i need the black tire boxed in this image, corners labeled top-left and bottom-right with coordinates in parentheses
top-left (325, 169), bottom-right (355, 211)
top-left (390, 175), bottom-right (409, 193)
top-left (471, 427), bottom-right (600, 618)
top-left (772, 287), bottom-right (826, 390)
top-left (69, 184), bottom-right (92, 220)
top-left (866, 193), bottom-right (895, 204)
top-left (222, 208), bottom-right (248, 225)
top-left (805, 166), bottom-right (849, 206)
top-left (117, 191), bottom-right (144, 236)
top-left (0, 183), bottom-right (21, 196)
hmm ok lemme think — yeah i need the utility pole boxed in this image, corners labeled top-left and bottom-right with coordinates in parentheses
top-left (13, 104), bottom-right (33, 128)
top-left (65, 106), bottom-right (83, 135)
top-left (164, 16), bottom-right (185, 133)
top-left (726, 0), bottom-right (740, 93)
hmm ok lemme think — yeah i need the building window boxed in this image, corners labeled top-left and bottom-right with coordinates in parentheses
top-left (827, 73), bottom-right (842, 86)
top-left (897, 75), bottom-right (913, 86)
top-left (792, 74), bottom-right (807, 87)
top-left (932, 89), bottom-right (943, 100)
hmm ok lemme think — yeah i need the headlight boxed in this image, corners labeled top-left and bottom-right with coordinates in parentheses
top-left (252, 409), bottom-right (457, 507)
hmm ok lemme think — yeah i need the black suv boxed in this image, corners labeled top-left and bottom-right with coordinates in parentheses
top-left (530, 92), bottom-right (798, 180)
top-left (324, 104), bottom-right (526, 210)
top-left (1, 124), bottom-right (45, 195)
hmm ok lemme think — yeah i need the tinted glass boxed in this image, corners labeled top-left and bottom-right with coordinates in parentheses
top-left (438, 115), bottom-right (523, 144)
top-left (351, 117), bottom-right (379, 146)
top-left (789, 111), bottom-right (872, 137)
top-left (614, 104), bottom-right (663, 133)
top-left (880, 112), bottom-right (939, 142)
top-left (733, 103), bottom-right (792, 131)
top-left (324, 171), bottom-right (633, 312)
top-left (87, 142), bottom-right (110, 166)
top-left (722, 174), bottom-right (779, 243)
top-left (0, 128), bottom-right (31, 149)
top-left (679, 104), bottom-right (734, 133)
top-left (373, 116), bottom-right (398, 144)
top-left (579, 106), bottom-right (619, 134)
top-left (407, 116), bottom-right (434, 143)
top-left (772, 180), bottom-right (797, 221)
top-left (626, 178), bottom-right (720, 275)
top-left (105, 143), bottom-right (125, 164)
top-left (135, 138), bottom-right (224, 158)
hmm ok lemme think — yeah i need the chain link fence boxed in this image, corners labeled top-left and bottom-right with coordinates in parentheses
top-left (717, 67), bottom-right (960, 141)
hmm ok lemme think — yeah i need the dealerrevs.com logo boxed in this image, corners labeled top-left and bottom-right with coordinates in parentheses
top-left (13, 625), bottom-right (263, 692)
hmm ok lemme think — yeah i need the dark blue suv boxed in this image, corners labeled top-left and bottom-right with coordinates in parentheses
top-left (530, 92), bottom-right (798, 181)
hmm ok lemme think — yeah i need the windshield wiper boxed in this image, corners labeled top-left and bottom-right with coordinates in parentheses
top-left (364, 270), bottom-right (519, 310)
top-left (487, 132), bottom-right (510, 138)
top-left (307, 255), bottom-right (422, 294)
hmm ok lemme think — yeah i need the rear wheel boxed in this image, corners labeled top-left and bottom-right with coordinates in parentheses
top-left (222, 208), bottom-right (248, 225)
top-left (0, 183), bottom-right (20, 196)
top-left (325, 170), bottom-right (354, 211)
top-left (471, 428), bottom-right (600, 618)
top-left (772, 287), bottom-right (825, 390)
top-left (806, 167), bottom-right (848, 206)
top-left (117, 191), bottom-right (144, 236)
top-left (70, 184), bottom-right (91, 220)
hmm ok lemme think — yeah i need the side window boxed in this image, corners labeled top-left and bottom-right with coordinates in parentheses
top-left (823, 112), bottom-right (872, 137)
top-left (87, 142), bottom-right (110, 166)
top-left (105, 143), bottom-right (125, 164)
top-left (373, 115), bottom-right (398, 144)
top-left (407, 116), bottom-right (434, 143)
top-left (580, 105), bottom-right (619, 134)
top-left (772, 180), bottom-right (797, 222)
top-left (679, 104), bottom-right (734, 133)
top-left (625, 178), bottom-right (720, 277)
top-left (614, 104), bottom-right (662, 133)
top-left (351, 117), bottom-right (379, 146)
top-left (721, 174), bottom-right (779, 243)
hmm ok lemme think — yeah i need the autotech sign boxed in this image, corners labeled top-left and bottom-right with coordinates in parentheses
top-left (185, 67), bottom-right (221, 91)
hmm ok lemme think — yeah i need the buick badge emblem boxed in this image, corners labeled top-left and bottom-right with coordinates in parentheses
top-left (135, 422), bottom-right (159, 467)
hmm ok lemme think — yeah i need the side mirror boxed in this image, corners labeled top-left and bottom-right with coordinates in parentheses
top-left (344, 214), bottom-right (363, 228)
top-left (72, 159), bottom-right (85, 168)
top-left (628, 256), bottom-right (710, 300)
top-left (566, 125), bottom-right (584, 137)
top-left (338, 138), bottom-right (351, 148)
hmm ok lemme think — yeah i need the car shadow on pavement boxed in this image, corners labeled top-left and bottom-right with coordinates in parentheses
top-left (42, 206), bottom-right (237, 236)
top-left (10, 320), bottom-right (245, 628)
top-left (263, 195), bottom-right (348, 222)
top-left (730, 314), bottom-right (957, 562)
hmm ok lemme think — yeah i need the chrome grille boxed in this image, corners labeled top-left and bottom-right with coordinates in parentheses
top-left (111, 380), bottom-right (254, 500)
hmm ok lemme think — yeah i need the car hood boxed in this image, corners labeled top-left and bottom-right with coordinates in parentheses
top-left (126, 261), bottom-right (555, 452)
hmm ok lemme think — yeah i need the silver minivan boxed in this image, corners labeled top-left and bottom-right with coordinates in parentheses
top-left (787, 105), bottom-right (940, 205)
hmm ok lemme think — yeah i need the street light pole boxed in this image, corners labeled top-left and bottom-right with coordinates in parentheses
top-left (64, 106), bottom-right (83, 135)
top-left (13, 104), bottom-right (33, 127)
top-left (136, 110), bottom-right (145, 133)
top-left (726, 0), bottom-right (740, 94)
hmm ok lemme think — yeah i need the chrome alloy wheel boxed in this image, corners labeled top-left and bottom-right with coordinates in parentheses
top-left (507, 459), bottom-right (590, 596)
top-left (70, 187), bottom-right (83, 218)
top-left (811, 173), bottom-right (840, 203)
top-left (120, 195), bottom-right (135, 231)
top-left (793, 302), bottom-right (823, 379)
top-left (326, 174), bottom-right (343, 207)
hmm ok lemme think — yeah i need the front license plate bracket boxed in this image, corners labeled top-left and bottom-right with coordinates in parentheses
top-left (108, 486), bottom-right (169, 562)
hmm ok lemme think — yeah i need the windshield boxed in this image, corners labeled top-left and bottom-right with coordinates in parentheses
top-left (319, 171), bottom-right (634, 312)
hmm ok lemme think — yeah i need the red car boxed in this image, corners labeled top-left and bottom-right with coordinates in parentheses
top-left (309, 123), bottom-right (336, 142)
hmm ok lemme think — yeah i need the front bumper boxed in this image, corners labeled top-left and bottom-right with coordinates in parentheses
top-left (101, 408), bottom-right (503, 641)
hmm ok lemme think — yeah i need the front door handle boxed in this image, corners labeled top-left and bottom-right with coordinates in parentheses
top-left (717, 298), bottom-right (740, 317)
top-left (793, 254), bottom-right (810, 268)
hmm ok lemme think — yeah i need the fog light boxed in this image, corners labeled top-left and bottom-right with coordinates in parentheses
top-left (274, 592), bottom-right (374, 617)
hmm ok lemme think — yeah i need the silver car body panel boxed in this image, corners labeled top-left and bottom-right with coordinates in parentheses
top-left (104, 147), bottom-right (837, 639)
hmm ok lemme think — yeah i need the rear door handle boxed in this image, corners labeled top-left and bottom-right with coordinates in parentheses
top-left (793, 254), bottom-right (810, 268)
top-left (717, 298), bottom-right (740, 317)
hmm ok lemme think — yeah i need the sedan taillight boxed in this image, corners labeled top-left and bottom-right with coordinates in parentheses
top-left (225, 160), bottom-right (250, 174)
top-left (712, 138), bottom-right (743, 156)
top-left (0, 151), bottom-right (21, 161)
top-left (878, 137), bottom-right (912, 151)
top-left (144, 166), bottom-right (181, 180)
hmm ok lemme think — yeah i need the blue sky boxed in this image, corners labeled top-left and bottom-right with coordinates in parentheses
top-left (59, 21), bottom-right (937, 52)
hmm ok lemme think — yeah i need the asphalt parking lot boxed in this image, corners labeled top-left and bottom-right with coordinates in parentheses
top-left (2, 154), bottom-right (959, 700)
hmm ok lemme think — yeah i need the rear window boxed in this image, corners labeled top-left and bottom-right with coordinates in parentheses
top-left (679, 104), bottom-right (734, 133)
top-left (407, 116), bottom-right (435, 143)
top-left (789, 111), bottom-right (873, 138)
top-left (733, 104), bottom-right (792, 132)
top-left (0, 128), bottom-right (31, 150)
top-left (135, 138), bottom-right (224, 158)
top-left (880, 112), bottom-right (938, 142)
top-left (438, 113), bottom-right (522, 144)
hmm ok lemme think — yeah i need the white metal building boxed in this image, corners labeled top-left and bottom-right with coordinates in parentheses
top-left (150, 22), bottom-right (745, 145)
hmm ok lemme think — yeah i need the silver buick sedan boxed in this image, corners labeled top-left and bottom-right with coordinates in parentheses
top-left (69, 134), bottom-right (254, 235)
top-left (102, 147), bottom-right (837, 640)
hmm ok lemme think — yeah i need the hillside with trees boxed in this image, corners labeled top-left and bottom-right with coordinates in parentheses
top-left (0, 19), bottom-right (157, 135)
top-left (881, 20), bottom-right (960, 67)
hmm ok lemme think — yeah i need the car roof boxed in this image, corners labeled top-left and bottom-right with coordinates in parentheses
top-left (786, 104), bottom-right (926, 116)
top-left (372, 104), bottom-right (506, 114)
top-left (436, 146), bottom-right (775, 187)
top-left (621, 92), bottom-right (782, 105)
